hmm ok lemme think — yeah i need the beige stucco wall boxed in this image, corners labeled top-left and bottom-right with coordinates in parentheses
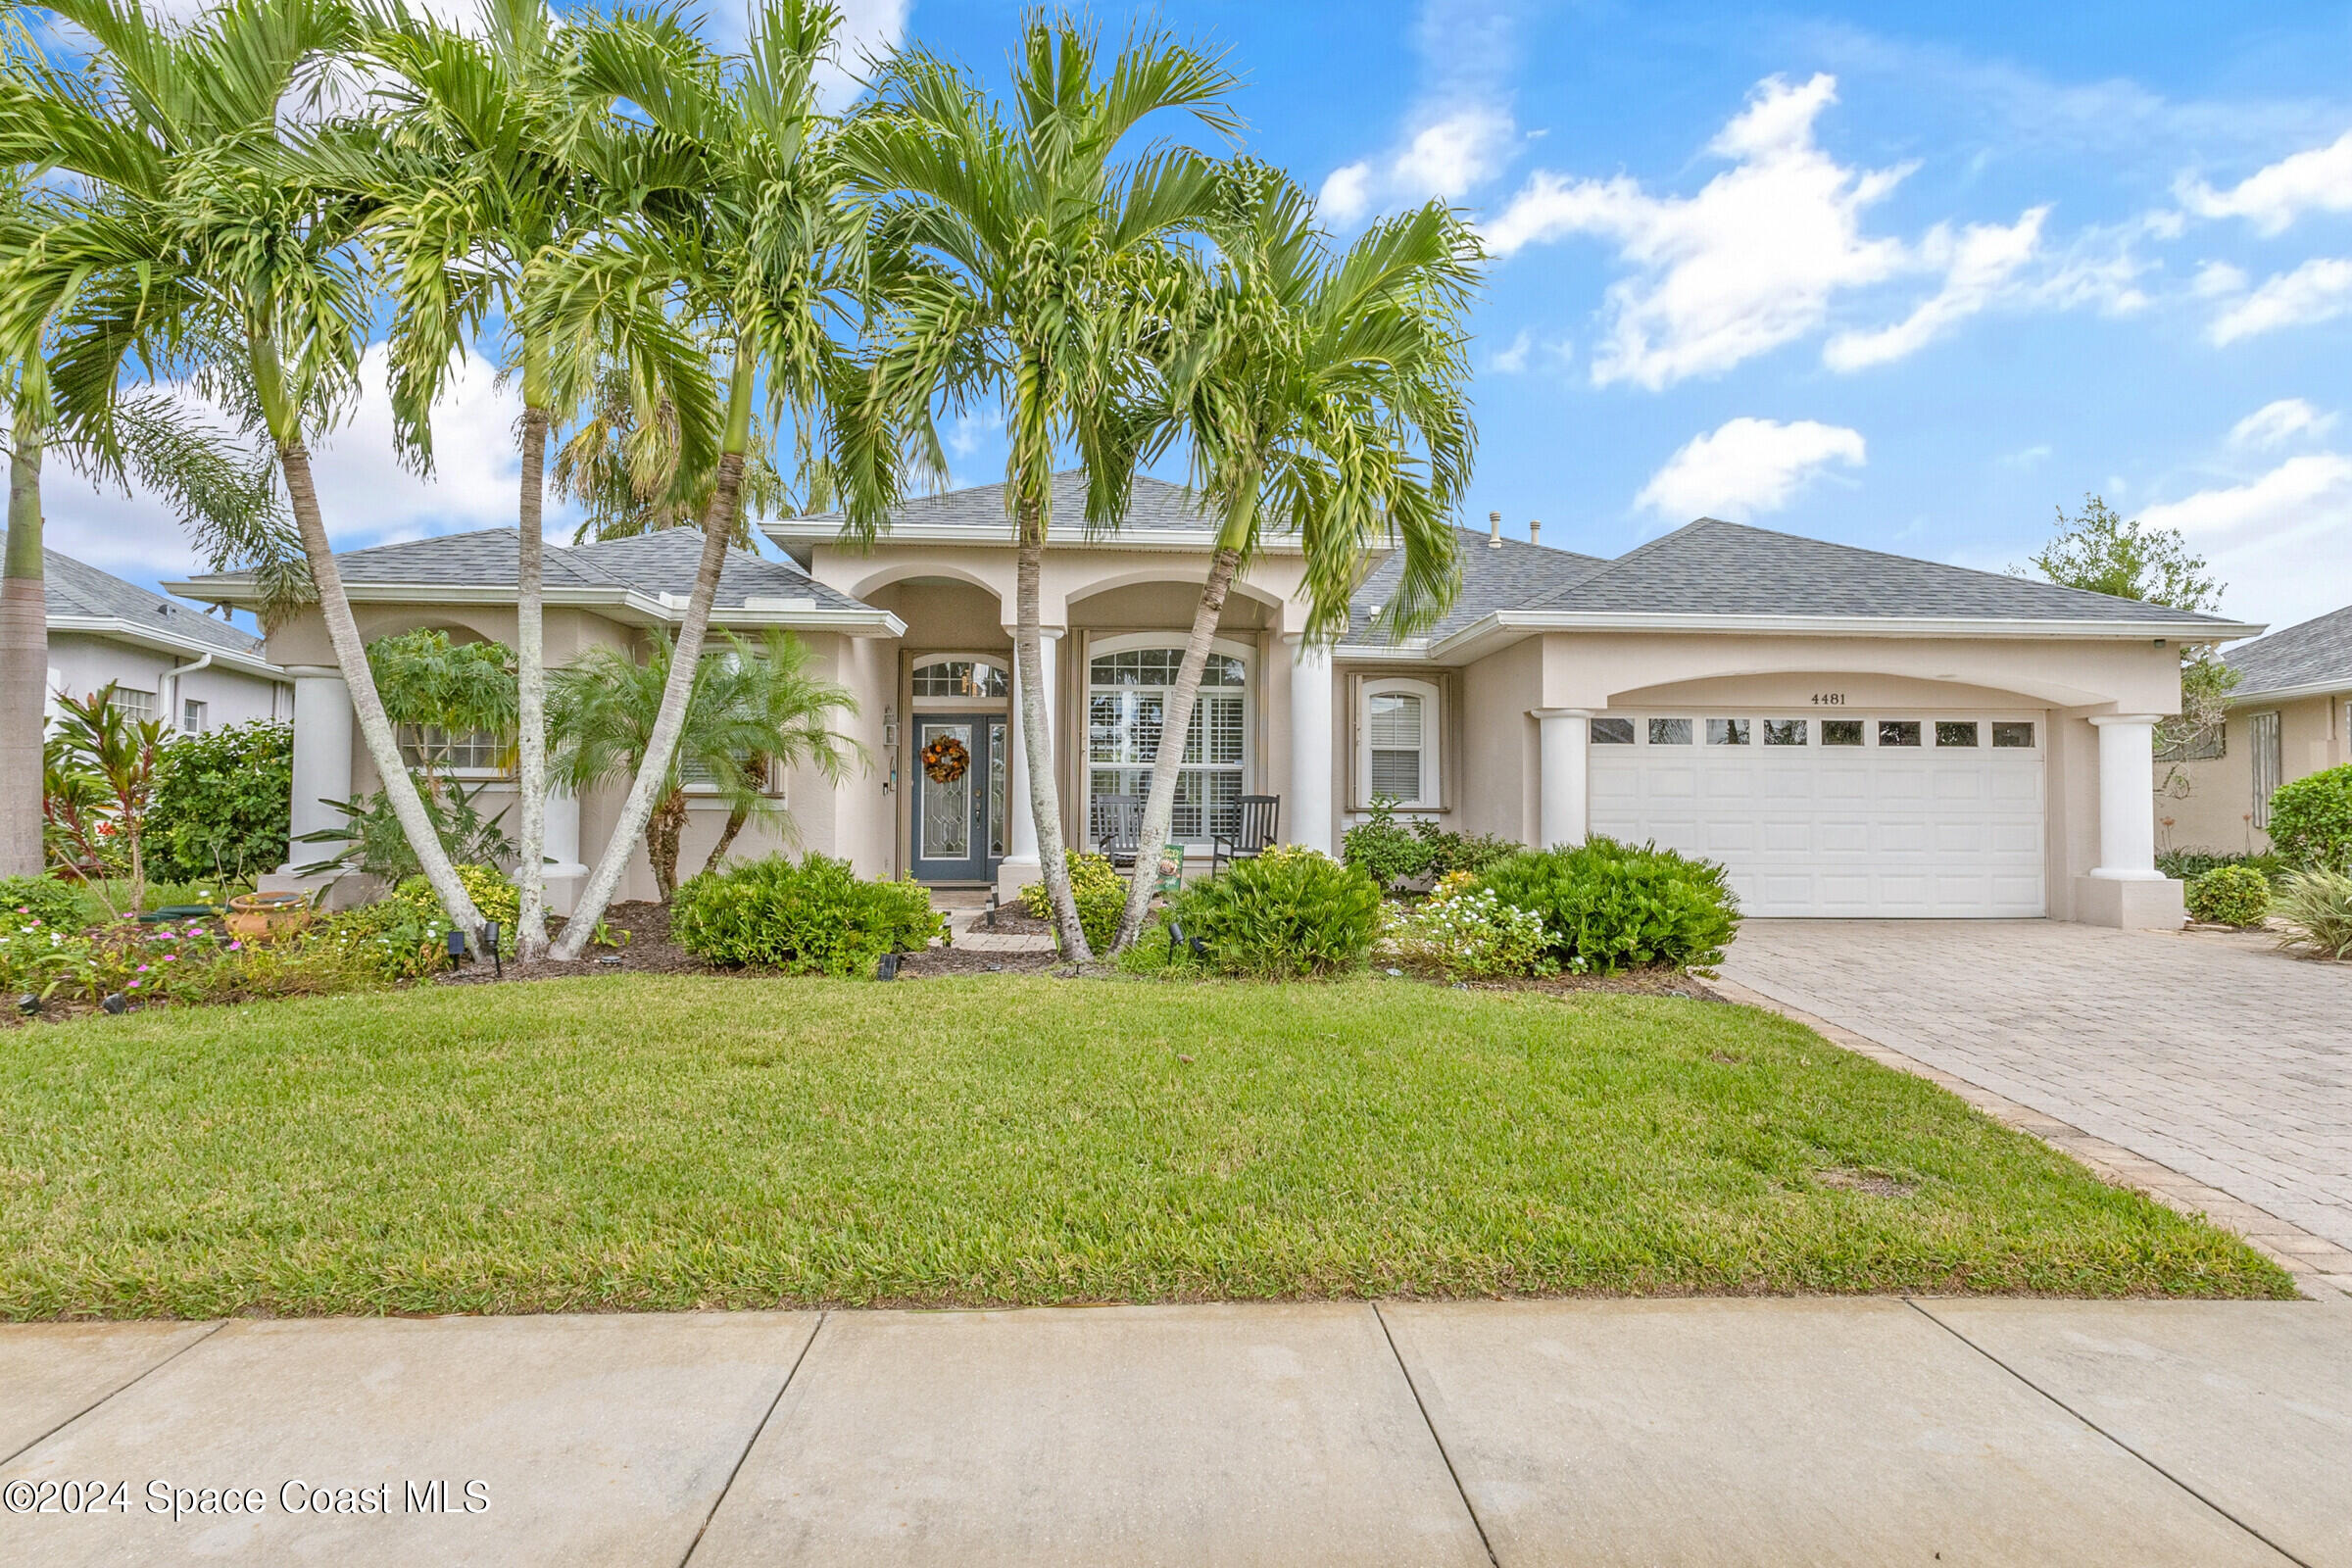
top-left (2159, 693), bottom-right (2350, 856)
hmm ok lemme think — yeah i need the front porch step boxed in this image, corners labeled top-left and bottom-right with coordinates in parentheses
top-left (936, 904), bottom-right (1054, 954)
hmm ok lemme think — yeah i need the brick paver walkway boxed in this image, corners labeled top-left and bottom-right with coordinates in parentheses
top-left (1721, 921), bottom-right (2352, 1251)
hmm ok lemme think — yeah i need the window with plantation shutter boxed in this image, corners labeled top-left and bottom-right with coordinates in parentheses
top-left (1358, 678), bottom-right (1441, 808)
top-left (1086, 641), bottom-right (1250, 843)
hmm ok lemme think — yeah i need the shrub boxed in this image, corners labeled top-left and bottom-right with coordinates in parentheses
top-left (2274, 869), bottom-right (2352, 960)
top-left (673, 855), bottom-right (943, 976)
top-left (1410, 821), bottom-right (1521, 880)
top-left (0, 911), bottom-right (86, 1003)
top-left (148, 720), bottom-right (293, 883)
top-left (2266, 763), bottom-right (2352, 871)
top-left (2186, 865), bottom-right (2270, 927)
top-left (1343, 798), bottom-right (1432, 890)
top-left (2157, 848), bottom-right (2289, 884)
top-left (1017, 851), bottom-right (1124, 954)
top-left (0, 875), bottom-right (88, 932)
top-left (1477, 838), bottom-right (1740, 974)
top-left (1377, 871), bottom-right (1557, 980)
top-left (1169, 847), bottom-right (1382, 977)
top-left (314, 864), bottom-right (519, 982)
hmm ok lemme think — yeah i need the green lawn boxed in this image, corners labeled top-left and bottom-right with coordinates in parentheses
top-left (0, 976), bottom-right (2291, 1317)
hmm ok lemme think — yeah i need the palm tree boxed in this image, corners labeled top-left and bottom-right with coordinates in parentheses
top-left (836, 16), bottom-right (1238, 960)
top-left (550, 342), bottom-right (789, 546)
top-left (549, 627), bottom-right (857, 900)
top-left (1108, 170), bottom-right (1478, 950)
top-left (0, 0), bottom-right (494, 945)
top-left (542, 0), bottom-right (878, 959)
top-left (360, 0), bottom-right (686, 958)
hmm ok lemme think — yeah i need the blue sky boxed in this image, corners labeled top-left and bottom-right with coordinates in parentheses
top-left (49, 0), bottom-right (2352, 633)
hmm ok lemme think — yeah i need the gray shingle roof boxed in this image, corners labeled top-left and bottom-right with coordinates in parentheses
top-left (2225, 603), bottom-right (2352, 695)
top-left (1512, 518), bottom-right (2242, 626)
top-left (43, 549), bottom-right (266, 657)
top-left (1342, 527), bottom-right (1610, 650)
top-left (785, 470), bottom-right (1214, 538)
top-left (184, 528), bottom-right (880, 615)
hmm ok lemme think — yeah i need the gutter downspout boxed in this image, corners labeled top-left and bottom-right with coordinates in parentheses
top-left (165, 653), bottom-right (214, 732)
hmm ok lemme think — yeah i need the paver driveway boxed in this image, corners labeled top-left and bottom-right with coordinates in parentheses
top-left (1721, 920), bottom-right (2352, 1251)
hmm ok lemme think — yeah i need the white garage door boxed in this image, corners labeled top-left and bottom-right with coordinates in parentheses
top-left (1587, 711), bottom-right (2045, 918)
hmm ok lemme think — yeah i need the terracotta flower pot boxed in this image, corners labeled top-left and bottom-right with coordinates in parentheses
top-left (226, 891), bottom-right (312, 940)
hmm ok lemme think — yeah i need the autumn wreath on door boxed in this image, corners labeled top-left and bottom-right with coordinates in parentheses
top-left (920, 733), bottom-right (970, 784)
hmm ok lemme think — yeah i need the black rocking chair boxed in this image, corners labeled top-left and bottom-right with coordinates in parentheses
top-left (1092, 793), bottom-right (1148, 869)
top-left (1210, 795), bottom-right (1280, 875)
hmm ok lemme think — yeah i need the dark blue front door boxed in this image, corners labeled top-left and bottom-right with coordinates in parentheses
top-left (909, 713), bottom-right (1004, 882)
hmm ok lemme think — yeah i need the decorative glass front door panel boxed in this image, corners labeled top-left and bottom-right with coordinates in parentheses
top-left (910, 714), bottom-right (1001, 882)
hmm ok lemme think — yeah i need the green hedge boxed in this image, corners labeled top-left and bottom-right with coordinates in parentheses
top-left (1170, 848), bottom-right (1382, 977)
top-left (149, 721), bottom-right (293, 883)
top-left (2267, 763), bottom-right (2352, 872)
top-left (673, 856), bottom-right (943, 977)
top-left (1018, 852), bottom-right (1125, 954)
top-left (1477, 838), bottom-right (1740, 974)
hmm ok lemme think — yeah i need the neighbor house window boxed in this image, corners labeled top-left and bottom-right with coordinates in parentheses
top-left (108, 687), bottom-right (155, 722)
top-left (911, 657), bottom-right (1007, 699)
top-left (2153, 721), bottom-right (2222, 761)
top-left (1358, 679), bottom-right (1441, 808)
top-left (2251, 710), bottom-right (2282, 830)
top-left (1089, 643), bottom-right (1249, 842)
top-left (397, 724), bottom-right (507, 773)
top-left (179, 698), bottom-right (208, 733)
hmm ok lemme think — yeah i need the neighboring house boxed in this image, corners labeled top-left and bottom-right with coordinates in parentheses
top-left (43, 549), bottom-right (290, 734)
top-left (172, 473), bottom-right (2259, 926)
top-left (2156, 603), bottom-right (2352, 856)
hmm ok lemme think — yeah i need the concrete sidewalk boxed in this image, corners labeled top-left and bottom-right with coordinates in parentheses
top-left (4, 1298), bottom-right (2348, 1566)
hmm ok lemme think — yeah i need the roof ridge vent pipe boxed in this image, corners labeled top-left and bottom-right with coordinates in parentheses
top-left (1489, 511), bottom-right (1501, 548)
top-left (1529, 519), bottom-right (1542, 550)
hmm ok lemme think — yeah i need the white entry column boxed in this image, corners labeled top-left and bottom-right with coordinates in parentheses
top-left (2088, 713), bottom-right (2163, 879)
top-left (997, 628), bottom-right (1058, 899)
top-left (541, 786), bottom-right (586, 915)
top-left (277, 665), bottom-right (353, 872)
top-left (1535, 708), bottom-right (1592, 850)
top-left (1285, 636), bottom-right (1333, 856)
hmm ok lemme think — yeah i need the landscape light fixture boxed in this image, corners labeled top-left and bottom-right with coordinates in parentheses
top-left (482, 923), bottom-right (502, 980)
top-left (447, 928), bottom-right (466, 968)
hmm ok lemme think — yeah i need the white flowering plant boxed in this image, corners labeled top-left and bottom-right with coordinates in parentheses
top-left (1376, 872), bottom-right (1561, 980)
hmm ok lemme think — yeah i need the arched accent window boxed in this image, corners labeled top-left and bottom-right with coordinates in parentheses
top-left (910, 656), bottom-right (1008, 701)
top-left (1358, 678), bottom-right (1441, 809)
top-left (1087, 637), bottom-right (1251, 843)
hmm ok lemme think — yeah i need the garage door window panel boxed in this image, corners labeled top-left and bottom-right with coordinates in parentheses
top-left (1936, 721), bottom-right (1980, 748)
top-left (1706, 718), bottom-right (1749, 746)
top-left (1879, 719), bottom-right (1922, 747)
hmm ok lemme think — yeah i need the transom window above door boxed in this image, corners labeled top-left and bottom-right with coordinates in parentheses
top-left (911, 656), bottom-right (1007, 700)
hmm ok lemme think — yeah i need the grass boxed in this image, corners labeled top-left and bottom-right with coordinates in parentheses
top-left (59, 876), bottom-right (252, 927)
top-left (0, 975), bottom-right (2292, 1318)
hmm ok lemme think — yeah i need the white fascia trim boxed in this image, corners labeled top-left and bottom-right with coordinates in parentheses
top-left (2227, 678), bottom-right (2352, 707)
top-left (1428, 610), bottom-right (2268, 661)
top-left (164, 579), bottom-right (906, 639)
top-left (45, 615), bottom-right (284, 681)
top-left (761, 520), bottom-right (1302, 554)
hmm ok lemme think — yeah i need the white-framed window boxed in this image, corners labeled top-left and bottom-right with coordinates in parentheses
top-left (108, 686), bottom-right (155, 722)
top-left (1358, 677), bottom-right (1441, 809)
top-left (397, 724), bottom-right (507, 774)
top-left (2251, 710), bottom-right (2283, 830)
top-left (1087, 635), bottom-right (1250, 844)
top-left (180, 698), bottom-right (208, 733)
top-left (911, 655), bottom-right (1008, 701)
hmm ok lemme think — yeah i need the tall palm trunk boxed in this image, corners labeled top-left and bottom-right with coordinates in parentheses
top-left (0, 411), bottom-right (45, 879)
top-left (1014, 495), bottom-right (1089, 958)
top-left (1111, 542), bottom-right (1241, 951)
top-left (513, 366), bottom-right (551, 959)
top-left (275, 438), bottom-right (485, 944)
top-left (550, 353), bottom-right (752, 959)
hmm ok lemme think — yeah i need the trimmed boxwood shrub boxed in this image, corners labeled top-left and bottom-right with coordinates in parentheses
top-left (2266, 762), bottom-right (2352, 872)
top-left (673, 855), bottom-right (943, 976)
top-left (1171, 847), bottom-right (1383, 977)
top-left (2186, 864), bottom-right (2270, 927)
top-left (1018, 851), bottom-right (1125, 954)
top-left (1477, 838), bottom-right (1740, 974)
top-left (0, 875), bottom-right (88, 932)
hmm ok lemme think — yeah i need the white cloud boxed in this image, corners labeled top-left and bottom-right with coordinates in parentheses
top-left (1485, 74), bottom-right (1915, 388)
top-left (1635, 416), bottom-right (1866, 522)
top-left (1824, 207), bottom-right (2048, 370)
top-left (2137, 452), bottom-right (2352, 629)
top-left (41, 343), bottom-right (548, 583)
top-left (1489, 329), bottom-right (1532, 373)
top-left (2178, 128), bottom-right (2352, 235)
top-left (1311, 1), bottom-right (1521, 225)
top-left (2230, 398), bottom-right (2337, 451)
top-left (2208, 257), bottom-right (2352, 346)
top-left (2191, 260), bottom-right (2248, 299)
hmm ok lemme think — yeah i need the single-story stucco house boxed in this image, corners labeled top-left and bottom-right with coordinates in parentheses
top-left (2156, 601), bottom-right (2352, 856)
top-left (171, 473), bottom-right (2261, 927)
top-left (44, 549), bottom-right (290, 732)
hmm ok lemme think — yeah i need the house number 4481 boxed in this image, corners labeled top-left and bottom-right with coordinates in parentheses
top-left (1810, 693), bottom-right (1846, 706)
